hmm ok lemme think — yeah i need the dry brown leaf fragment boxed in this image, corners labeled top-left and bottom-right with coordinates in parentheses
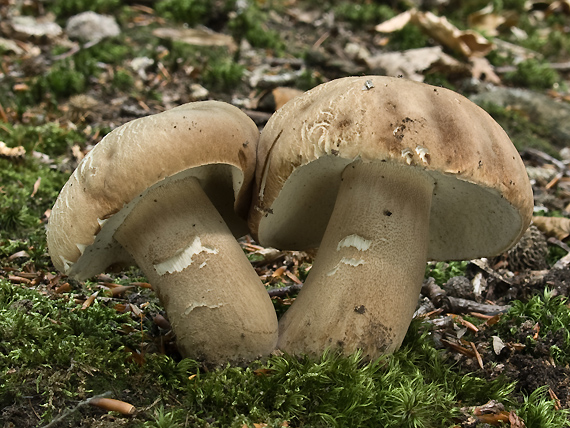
top-left (375, 10), bottom-right (413, 32)
top-left (532, 215), bottom-right (570, 240)
top-left (81, 291), bottom-right (99, 309)
top-left (54, 282), bottom-right (71, 293)
top-left (467, 4), bottom-right (508, 36)
top-left (0, 141), bottom-right (25, 158)
top-left (30, 177), bottom-right (41, 198)
top-left (375, 9), bottom-right (494, 57)
top-left (89, 397), bottom-right (136, 415)
top-left (152, 27), bottom-right (236, 52)
top-left (475, 412), bottom-right (510, 425)
top-left (509, 410), bottom-right (526, 427)
top-left (470, 57), bottom-right (501, 84)
top-left (365, 46), bottom-right (461, 82)
top-left (8, 250), bottom-right (30, 261)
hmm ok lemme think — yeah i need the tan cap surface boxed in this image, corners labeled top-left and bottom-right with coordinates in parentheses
top-left (250, 76), bottom-right (533, 260)
top-left (48, 101), bottom-right (259, 279)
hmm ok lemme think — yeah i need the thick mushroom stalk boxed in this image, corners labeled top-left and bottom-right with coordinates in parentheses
top-left (277, 161), bottom-right (434, 358)
top-left (114, 175), bottom-right (277, 364)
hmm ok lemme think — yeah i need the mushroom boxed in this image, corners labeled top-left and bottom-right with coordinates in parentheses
top-left (249, 76), bottom-right (533, 359)
top-left (47, 101), bottom-right (278, 365)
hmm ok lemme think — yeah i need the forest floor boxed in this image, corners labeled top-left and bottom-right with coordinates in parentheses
top-left (3, 0), bottom-right (570, 427)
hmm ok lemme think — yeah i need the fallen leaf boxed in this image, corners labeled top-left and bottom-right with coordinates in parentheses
top-left (475, 412), bottom-right (510, 425)
top-left (254, 368), bottom-right (276, 376)
top-left (0, 141), bottom-right (25, 158)
top-left (509, 410), bottom-right (526, 427)
top-left (152, 27), bottom-right (236, 52)
top-left (375, 9), bottom-right (413, 32)
top-left (89, 397), bottom-right (136, 415)
top-left (81, 291), bottom-right (99, 309)
top-left (467, 4), bottom-right (507, 36)
top-left (366, 46), bottom-right (463, 82)
top-left (470, 57), bottom-right (501, 84)
top-left (55, 282), bottom-right (71, 293)
top-left (8, 250), bottom-right (30, 261)
top-left (30, 177), bottom-right (41, 197)
top-left (492, 336), bottom-right (506, 355)
top-left (376, 9), bottom-right (494, 57)
top-left (532, 215), bottom-right (570, 240)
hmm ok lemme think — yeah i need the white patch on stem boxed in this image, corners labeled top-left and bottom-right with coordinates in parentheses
top-left (183, 302), bottom-right (224, 316)
top-left (154, 237), bottom-right (218, 275)
top-left (327, 257), bottom-right (366, 276)
top-left (337, 234), bottom-right (372, 252)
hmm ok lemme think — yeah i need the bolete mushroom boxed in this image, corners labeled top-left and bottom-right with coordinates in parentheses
top-left (249, 76), bottom-right (533, 359)
top-left (47, 101), bottom-right (278, 365)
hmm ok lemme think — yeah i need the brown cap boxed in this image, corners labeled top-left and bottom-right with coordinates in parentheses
top-left (250, 76), bottom-right (533, 260)
top-left (47, 101), bottom-right (259, 279)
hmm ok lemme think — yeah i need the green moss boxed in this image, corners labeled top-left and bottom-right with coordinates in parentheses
top-left (499, 290), bottom-right (570, 364)
top-left (334, 2), bottom-right (394, 27)
top-left (387, 24), bottom-right (430, 51)
top-left (0, 122), bottom-right (85, 157)
top-left (47, 0), bottom-right (123, 17)
top-left (228, 4), bottom-right (285, 53)
top-left (425, 261), bottom-right (469, 285)
top-left (0, 159), bottom-right (67, 239)
top-left (155, 0), bottom-right (217, 26)
top-left (478, 101), bottom-right (559, 156)
top-left (504, 59), bottom-right (560, 90)
top-left (201, 56), bottom-right (244, 92)
top-left (112, 67), bottom-right (135, 91)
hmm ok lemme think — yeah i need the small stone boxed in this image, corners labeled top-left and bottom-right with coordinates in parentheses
top-left (66, 12), bottom-right (120, 44)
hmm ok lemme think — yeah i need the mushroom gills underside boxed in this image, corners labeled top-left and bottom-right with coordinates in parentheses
top-left (257, 155), bottom-right (526, 260)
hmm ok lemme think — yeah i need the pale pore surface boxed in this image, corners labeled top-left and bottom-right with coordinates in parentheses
top-left (114, 175), bottom-right (278, 364)
top-left (257, 155), bottom-right (522, 260)
top-left (277, 161), bottom-right (434, 358)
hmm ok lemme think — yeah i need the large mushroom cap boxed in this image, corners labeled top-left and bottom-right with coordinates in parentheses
top-left (48, 101), bottom-right (259, 279)
top-left (250, 76), bottom-right (533, 260)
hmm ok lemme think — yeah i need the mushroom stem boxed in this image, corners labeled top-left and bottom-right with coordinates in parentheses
top-left (277, 161), bottom-right (435, 358)
top-left (114, 175), bottom-right (277, 364)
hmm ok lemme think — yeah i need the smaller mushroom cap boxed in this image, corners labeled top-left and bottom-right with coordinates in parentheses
top-left (250, 76), bottom-right (533, 260)
top-left (47, 101), bottom-right (259, 279)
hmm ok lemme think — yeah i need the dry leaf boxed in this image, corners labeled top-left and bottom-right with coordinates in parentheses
top-left (89, 397), bottom-right (136, 415)
top-left (467, 4), bottom-right (507, 36)
top-left (375, 10), bottom-right (413, 32)
top-left (152, 27), bottom-right (236, 52)
top-left (376, 9), bottom-right (494, 57)
top-left (0, 141), bottom-right (25, 158)
top-left (532, 215), bottom-right (570, 240)
top-left (30, 177), bottom-right (41, 198)
top-left (54, 282), bottom-right (71, 293)
top-left (470, 57), bottom-right (501, 84)
top-left (8, 250), bottom-right (30, 261)
top-left (414, 11), bottom-right (494, 57)
top-left (81, 291), bottom-right (99, 309)
top-left (272, 87), bottom-right (304, 110)
top-left (509, 410), bottom-right (526, 427)
top-left (366, 46), bottom-right (465, 82)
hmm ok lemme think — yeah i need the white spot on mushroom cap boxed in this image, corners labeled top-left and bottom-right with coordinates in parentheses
top-left (337, 234), bottom-right (372, 251)
top-left (415, 145), bottom-right (430, 165)
top-left (154, 236), bottom-right (218, 275)
top-left (401, 148), bottom-right (414, 165)
top-left (362, 80), bottom-right (374, 91)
